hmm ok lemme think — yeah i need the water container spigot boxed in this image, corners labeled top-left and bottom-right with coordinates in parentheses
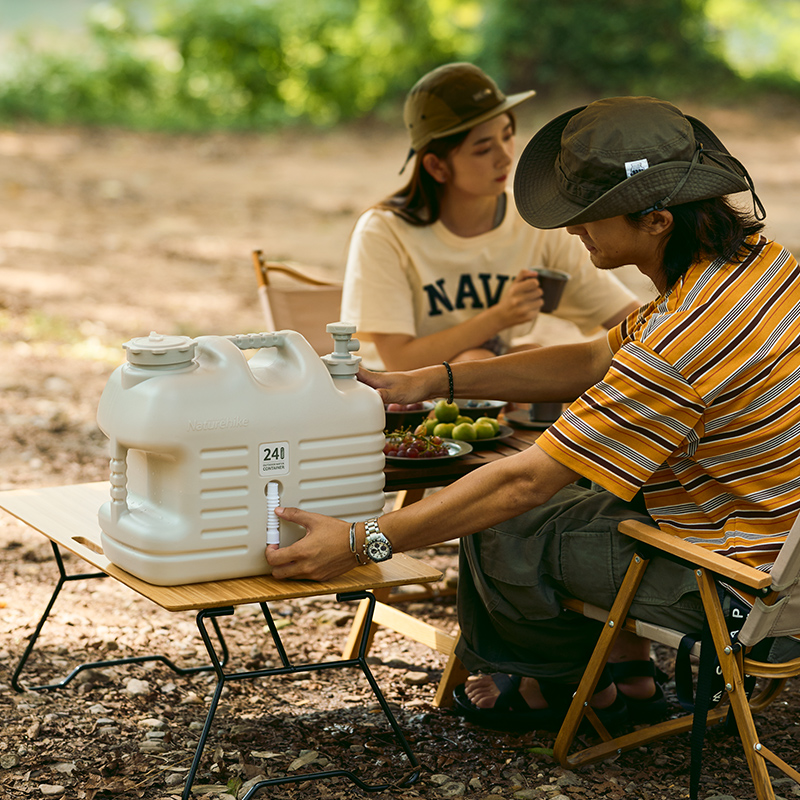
top-left (321, 322), bottom-right (361, 376)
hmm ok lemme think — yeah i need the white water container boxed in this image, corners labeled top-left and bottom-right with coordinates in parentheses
top-left (96, 324), bottom-right (386, 585)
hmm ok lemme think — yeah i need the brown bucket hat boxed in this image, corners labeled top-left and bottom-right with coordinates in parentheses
top-left (403, 62), bottom-right (535, 156)
top-left (514, 96), bottom-right (758, 229)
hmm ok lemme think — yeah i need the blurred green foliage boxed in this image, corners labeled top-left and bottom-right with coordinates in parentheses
top-left (0, 0), bottom-right (480, 129)
top-left (480, 0), bottom-right (735, 97)
top-left (706, 0), bottom-right (800, 85)
top-left (0, 0), bottom-right (797, 130)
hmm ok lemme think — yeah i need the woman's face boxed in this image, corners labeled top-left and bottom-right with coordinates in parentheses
top-left (435, 113), bottom-right (515, 198)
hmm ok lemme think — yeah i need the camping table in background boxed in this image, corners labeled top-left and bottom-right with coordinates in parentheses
top-left (0, 482), bottom-right (442, 799)
top-left (343, 422), bottom-right (543, 707)
top-left (383, 424), bottom-right (542, 508)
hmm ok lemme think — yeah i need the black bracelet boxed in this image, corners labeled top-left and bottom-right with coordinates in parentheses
top-left (442, 361), bottom-right (454, 404)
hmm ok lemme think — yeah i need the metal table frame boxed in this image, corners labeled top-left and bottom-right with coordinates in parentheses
top-left (2, 483), bottom-right (442, 798)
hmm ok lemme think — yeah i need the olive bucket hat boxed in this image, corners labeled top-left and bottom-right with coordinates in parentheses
top-left (400, 63), bottom-right (535, 171)
top-left (514, 96), bottom-right (764, 229)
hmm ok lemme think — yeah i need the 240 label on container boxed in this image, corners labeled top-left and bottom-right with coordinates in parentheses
top-left (259, 441), bottom-right (290, 476)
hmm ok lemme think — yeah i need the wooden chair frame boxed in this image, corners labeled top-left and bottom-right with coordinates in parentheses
top-left (553, 518), bottom-right (800, 800)
top-left (251, 250), bottom-right (343, 355)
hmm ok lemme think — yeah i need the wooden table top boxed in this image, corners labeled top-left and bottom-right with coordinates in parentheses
top-left (0, 482), bottom-right (442, 613)
top-left (383, 423), bottom-right (542, 493)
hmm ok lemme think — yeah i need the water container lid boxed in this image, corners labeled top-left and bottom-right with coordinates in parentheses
top-left (123, 331), bottom-right (196, 367)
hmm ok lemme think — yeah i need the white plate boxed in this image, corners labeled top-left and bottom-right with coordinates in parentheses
top-left (384, 437), bottom-right (473, 464)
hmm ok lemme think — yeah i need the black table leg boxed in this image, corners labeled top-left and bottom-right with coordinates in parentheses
top-left (12, 541), bottom-right (228, 692)
top-left (182, 591), bottom-right (421, 799)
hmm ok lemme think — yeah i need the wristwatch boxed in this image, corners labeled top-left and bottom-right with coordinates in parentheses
top-left (363, 518), bottom-right (393, 563)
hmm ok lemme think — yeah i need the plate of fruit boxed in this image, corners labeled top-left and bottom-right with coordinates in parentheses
top-left (383, 431), bottom-right (473, 463)
top-left (466, 423), bottom-right (515, 447)
top-left (414, 400), bottom-right (508, 445)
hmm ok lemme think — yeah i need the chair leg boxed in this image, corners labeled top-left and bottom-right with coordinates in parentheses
top-left (695, 570), bottom-right (776, 800)
top-left (433, 632), bottom-right (469, 708)
top-left (554, 552), bottom-right (650, 764)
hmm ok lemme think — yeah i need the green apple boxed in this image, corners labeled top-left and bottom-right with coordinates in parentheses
top-left (455, 415), bottom-right (473, 426)
top-left (423, 417), bottom-right (439, 434)
top-left (434, 400), bottom-right (459, 423)
top-left (452, 422), bottom-right (477, 441)
top-left (475, 416), bottom-right (500, 435)
top-left (474, 420), bottom-right (496, 439)
top-left (433, 422), bottom-right (455, 438)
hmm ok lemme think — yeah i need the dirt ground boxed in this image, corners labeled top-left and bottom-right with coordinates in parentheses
top-left (3, 95), bottom-right (800, 800)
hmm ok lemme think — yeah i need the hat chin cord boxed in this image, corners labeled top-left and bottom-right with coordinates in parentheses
top-left (638, 144), bottom-right (766, 221)
top-left (399, 147), bottom-right (416, 175)
top-left (703, 148), bottom-right (766, 221)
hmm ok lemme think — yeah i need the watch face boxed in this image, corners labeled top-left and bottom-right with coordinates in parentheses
top-left (366, 538), bottom-right (392, 562)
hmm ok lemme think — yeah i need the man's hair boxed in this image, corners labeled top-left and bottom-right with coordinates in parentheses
top-left (374, 111), bottom-right (517, 227)
top-left (627, 197), bottom-right (765, 289)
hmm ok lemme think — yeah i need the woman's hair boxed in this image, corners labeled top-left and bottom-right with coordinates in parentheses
top-left (627, 196), bottom-right (765, 289)
top-left (375, 111), bottom-right (517, 227)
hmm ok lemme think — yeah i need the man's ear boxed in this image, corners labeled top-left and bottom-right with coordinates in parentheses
top-left (646, 208), bottom-right (674, 235)
top-left (422, 153), bottom-right (449, 184)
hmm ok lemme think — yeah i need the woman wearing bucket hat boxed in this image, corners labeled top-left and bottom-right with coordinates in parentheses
top-left (339, 62), bottom-right (639, 371)
top-left (269, 97), bottom-right (800, 732)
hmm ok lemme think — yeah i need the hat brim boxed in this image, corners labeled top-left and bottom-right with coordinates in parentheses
top-left (514, 105), bottom-right (750, 230)
top-left (428, 89), bottom-right (536, 145)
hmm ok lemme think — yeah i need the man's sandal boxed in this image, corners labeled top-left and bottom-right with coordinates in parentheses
top-left (452, 668), bottom-right (629, 733)
top-left (452, 674), bottom-right (565, 731)
top-left (539, 668), bottom-right (629, 733)
top-left (609, 659), bottom-right (671, 723)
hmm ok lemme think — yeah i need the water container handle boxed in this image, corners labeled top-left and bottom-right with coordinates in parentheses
top-left (227, 332), bottom-right (285, 351)
top-left (107, 441), bottom-right (129, 522)
top-left (227, 328), bottom-right (362, 377)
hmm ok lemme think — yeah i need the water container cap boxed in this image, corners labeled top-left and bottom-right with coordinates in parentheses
top-left (123, 331), bottom-right (196, 367)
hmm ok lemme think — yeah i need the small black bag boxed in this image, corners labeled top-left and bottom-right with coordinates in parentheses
top-left (675, 588), bottom-right (754, 712)
top-left (674, 584), bottom-right (772, 800)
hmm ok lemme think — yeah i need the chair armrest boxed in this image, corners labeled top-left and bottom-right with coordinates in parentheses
top-left (618, 519), bottom-right (773, 591)
top-left (251, 250), bottom-right (340, 288)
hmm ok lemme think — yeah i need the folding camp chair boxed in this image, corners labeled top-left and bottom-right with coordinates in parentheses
top-left (251, 250), bottom-right (343, 355)
top-left (554, 515), bottom-right (800, 800)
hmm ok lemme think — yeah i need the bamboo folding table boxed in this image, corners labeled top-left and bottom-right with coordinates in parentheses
top-left (0, 481), bottom-right (442, 799)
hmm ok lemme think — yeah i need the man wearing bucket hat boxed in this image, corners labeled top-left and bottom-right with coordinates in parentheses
top-left (269, 97), bottom-right (800, 731)
top-left (339, 63), bottom-right (640, 372)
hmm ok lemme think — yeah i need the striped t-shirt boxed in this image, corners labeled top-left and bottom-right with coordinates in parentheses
top-left (538, 235), bottom-right (800, 571)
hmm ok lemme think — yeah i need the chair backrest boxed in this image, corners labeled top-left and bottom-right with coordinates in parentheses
top-left (738, 512), bottom-right (800, 646)
top-left (251, 250), bottom-right (343, 356)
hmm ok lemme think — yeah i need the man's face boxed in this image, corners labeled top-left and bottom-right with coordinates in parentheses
top-left (566, 214), bottom-right (669, 283)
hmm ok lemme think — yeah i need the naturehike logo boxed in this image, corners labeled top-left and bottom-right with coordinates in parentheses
top-left (187, 415), bottom-right (250, 432)
top-left (625, 158), bottom-right (649, 178)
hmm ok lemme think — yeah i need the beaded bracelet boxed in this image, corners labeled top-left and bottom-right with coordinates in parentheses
top-left (442, 361), bottom-right (454, 404)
